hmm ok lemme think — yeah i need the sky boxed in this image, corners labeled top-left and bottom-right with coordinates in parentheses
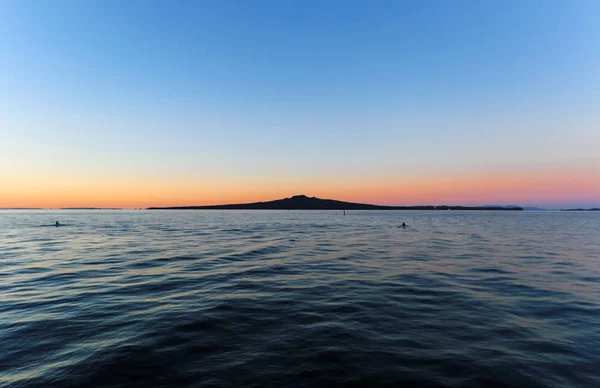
top-left (1, 0), bottom-right (599, 209)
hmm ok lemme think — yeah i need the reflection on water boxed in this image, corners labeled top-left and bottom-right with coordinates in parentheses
top-left (1, 210), bottom-right (599, 387)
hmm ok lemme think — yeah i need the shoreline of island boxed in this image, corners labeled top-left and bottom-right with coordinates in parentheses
top-left (147, 195), bottom-right (524, 211)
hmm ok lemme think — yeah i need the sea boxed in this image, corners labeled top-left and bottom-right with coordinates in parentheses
top-left (1, 210), bottom-right (599, 387)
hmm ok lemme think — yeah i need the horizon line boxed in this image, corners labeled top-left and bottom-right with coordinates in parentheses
top-left (1, 194), bottom-right (596, 210)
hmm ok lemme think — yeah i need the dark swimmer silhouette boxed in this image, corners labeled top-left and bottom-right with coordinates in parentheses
top-left (402, 222), bottom-right (406, 228)
top-left (55, 221), bottom-right (61, 227)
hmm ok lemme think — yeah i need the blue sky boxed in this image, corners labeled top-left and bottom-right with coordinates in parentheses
top-left (1, 0), bottom-right (599, 208)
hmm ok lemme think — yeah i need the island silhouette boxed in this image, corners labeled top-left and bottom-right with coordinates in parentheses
top-left (148, 195), bottom-right (523, 211)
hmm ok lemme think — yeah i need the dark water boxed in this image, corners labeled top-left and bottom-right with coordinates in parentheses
top-left (1, 210), bottom-right (599, 387)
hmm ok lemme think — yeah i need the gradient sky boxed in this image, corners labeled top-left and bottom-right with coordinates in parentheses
top-left (1, 0), bottom-right (599, 208)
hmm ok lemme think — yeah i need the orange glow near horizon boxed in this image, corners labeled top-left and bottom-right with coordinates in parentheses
top-left (2, 168), bottom-right (598, 208)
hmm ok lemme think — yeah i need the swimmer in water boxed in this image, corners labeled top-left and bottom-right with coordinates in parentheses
top-left (55, 221), bottom-right (60, 227)
top-left (402, 222), bottom-right (406, 228)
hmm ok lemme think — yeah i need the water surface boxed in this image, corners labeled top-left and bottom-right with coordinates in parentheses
top-left (1, 210), bottom-right (599, 387)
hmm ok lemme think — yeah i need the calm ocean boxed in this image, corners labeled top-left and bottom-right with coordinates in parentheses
top-left (1, 210), bottom-right (599, 387)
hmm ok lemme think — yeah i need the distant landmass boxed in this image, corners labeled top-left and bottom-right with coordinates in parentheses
top-left (561, 208), bottom-right (600, 212)
top-left (148, 195), bottom-right (524, 211)
top-left (61, 207), bottom-right (122, 210)
top-left (0, 208), bottom-right (43, 210)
